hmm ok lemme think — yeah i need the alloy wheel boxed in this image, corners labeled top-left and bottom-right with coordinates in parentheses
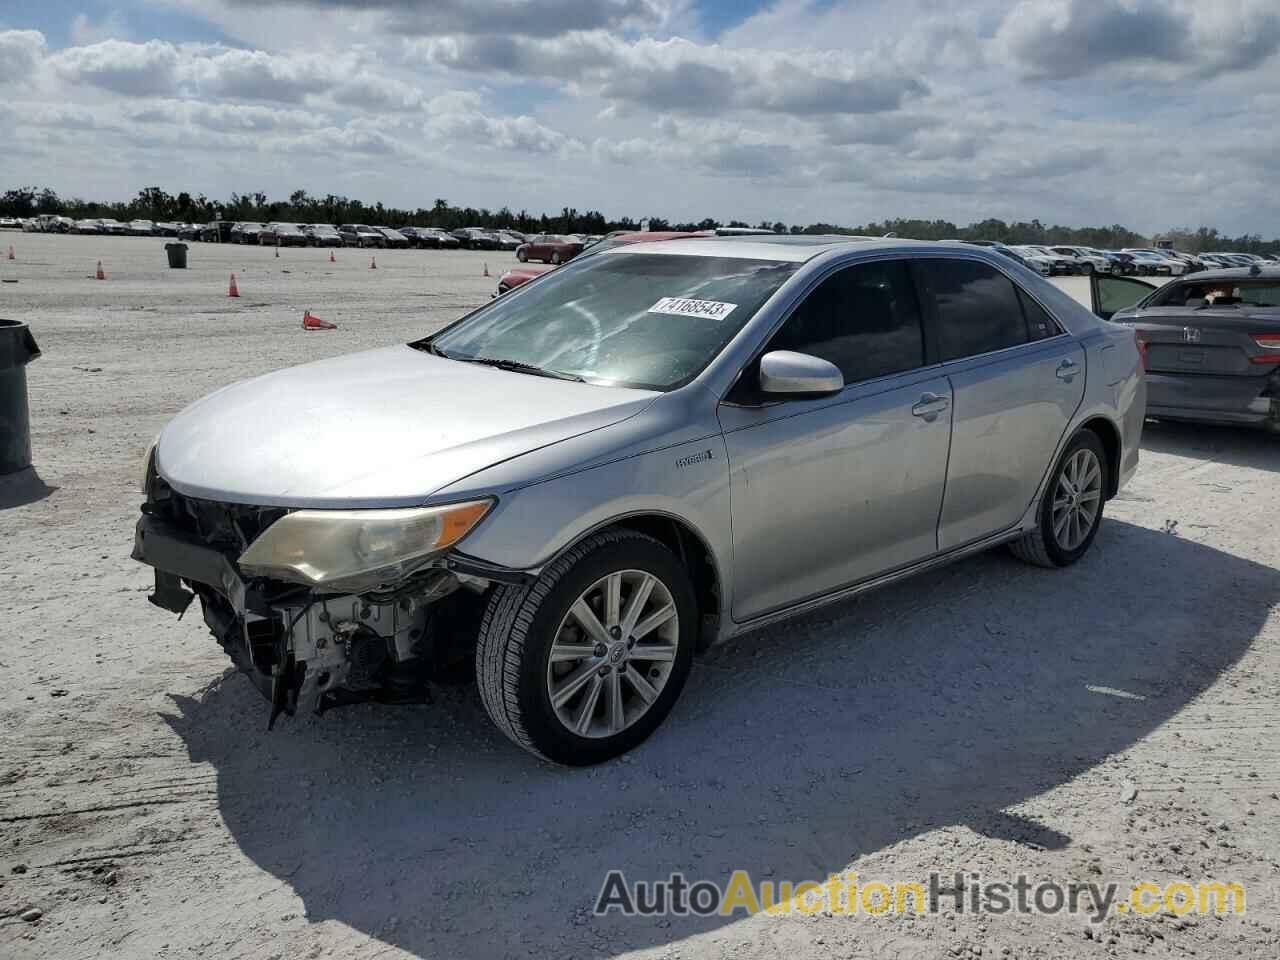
top-left (545, 570), bottom-right (679, 739)
top-left (1052, 448), bottom-right (1102, 551)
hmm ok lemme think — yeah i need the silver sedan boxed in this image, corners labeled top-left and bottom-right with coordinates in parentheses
top-left (134, 236), bottom-right (1145, 764)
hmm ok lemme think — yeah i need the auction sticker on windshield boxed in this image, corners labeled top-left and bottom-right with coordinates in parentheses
top-left (648, 297), bottom-right (738, 321)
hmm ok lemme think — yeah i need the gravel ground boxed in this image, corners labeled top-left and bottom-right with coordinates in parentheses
top-left (1, 231), bottom-right (1278, 959)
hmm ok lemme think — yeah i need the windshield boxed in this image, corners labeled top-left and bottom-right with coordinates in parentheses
top-left (425, 252), bottom-right (798, 390)
top-left (1147, 279), bottom-right (1280, 309)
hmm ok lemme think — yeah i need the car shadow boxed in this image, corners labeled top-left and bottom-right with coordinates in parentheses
top-left (161, 519), bottom-right (1274, 957)
top-left (1142, 418), bottom-right (1280, 472)
top-left (0, 466), bottom-right (56, 509)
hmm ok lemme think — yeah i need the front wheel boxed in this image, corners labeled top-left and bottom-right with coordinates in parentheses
top-left (516, 248), bottom-right (528, 262)
top-left (550, 251), bottom-right (563, 265)
top-left (476, 529), bottom-right (697, 765)
top-left (1010, 430), bottom-right (1108, 568)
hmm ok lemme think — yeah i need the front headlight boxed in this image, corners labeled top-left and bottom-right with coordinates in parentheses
top-left (237, 500), bottom-right (492, 592)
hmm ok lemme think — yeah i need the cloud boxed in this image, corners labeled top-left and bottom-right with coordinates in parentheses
top-left (996, 0), bottom-right (1280, 81)
top-left (0, 29), bottom-right (45, 84)
top-left (182, 47), bottom-right (335, 103)
top-left (422, 33), bottom-right (927, 115)
top-left (50, 39), bottom-right (180, 95)
top-left (426, 99), bottom-right (583, 155)
top-left (70, 12), bottom-right (130, 46)
top-left (126, 99), bottom-right (329, 133)
top-left (218, 0), bottom-right (672, 37)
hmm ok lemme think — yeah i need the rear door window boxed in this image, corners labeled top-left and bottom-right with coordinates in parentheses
top-left (921, 260), bottom-right (1028, 361)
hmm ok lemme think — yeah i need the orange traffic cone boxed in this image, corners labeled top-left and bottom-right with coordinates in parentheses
top-left (483, 262), bottom-right (490, 277)
top-left (95, 260), bottom-right (106, 280)
top-left (370, 256), bottom-right (377, 270)
top-left (228, 273), bottom-right (240, 297)
top-left (329, 250), bottom-right (335, 263)
top-left (302, 310), bottom-right (337, 331)
top-left (6, 245), bottom-right (13, 260)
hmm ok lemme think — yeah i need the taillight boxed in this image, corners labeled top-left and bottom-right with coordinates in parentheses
top-left (1135, 330), bottom-right (1149, 370)
top-left (1250, 333), bottom-right (1280, 364)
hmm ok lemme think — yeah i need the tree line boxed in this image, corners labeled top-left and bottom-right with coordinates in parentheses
top-left (3, 185), bottom-right (1277, 255)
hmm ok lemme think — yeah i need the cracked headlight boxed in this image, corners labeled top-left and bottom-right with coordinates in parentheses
top-left (238, 500), bottom-right (492, 592)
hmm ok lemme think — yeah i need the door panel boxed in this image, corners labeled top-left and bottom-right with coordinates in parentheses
top-left (937, 339), bottom-right (1085, 550)
top-left (720, 371), bottom-right (953, 621)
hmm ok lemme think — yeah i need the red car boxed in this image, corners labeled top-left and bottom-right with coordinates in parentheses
top-left (497, 231), bottom-right (708, 295)
top-left (515, 234), bottom-right (585, 264)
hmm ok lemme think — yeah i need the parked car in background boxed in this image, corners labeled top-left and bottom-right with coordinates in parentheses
top-left (96, 218), bottom-right (128, 235)
top-left (959, 240), bottom-right (1043, 273)
top-left (451, 228), bottom-right (500, 250)
top-left (1122, 249), bottom-right (1187, 276)
top-left (304, 224), bottom-right (343, 247)
top-left (73, 219), bottom-right (102, 234)
top-left (1111, 266), bottom-right (1280, 430)
top-left (260, 222), bottom-right (309, 247)
top-left (516, 234), bottom-right (585, 264)
top-left (335, 224), bottom-right (384, 248)
top-left (491, 231), bottom-right (523, 250)
top-left (127, 219), bottom-right (157, 237)
top-left (0, 217), bottom-right (20, 230)
top-left (1007, 245), bottom-right (1056, 275)
top-left (420, 227), bottom-right (461, 249)
top-left (496, 231), bottom-right (711, 294)
top-left (134, 236), bottom-right (1143, 764)
top-left (196, 221), bottom-right (235, 243)
top-left (1050, 246), bottom-right (1111, 274)
top-left (154, 222), bottom-right (181, 237)
top-left (1022, 245), bottom-right (1079, 274)
top-left (373, 226), bottom-right (409, 249)
top-left (231, 222), bottom-right (266, 244)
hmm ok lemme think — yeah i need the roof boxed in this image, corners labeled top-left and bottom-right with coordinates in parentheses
top-left (609, 235), bottom-right (935, 263)
top-left (1170, 266), bottom-right (1280, 282)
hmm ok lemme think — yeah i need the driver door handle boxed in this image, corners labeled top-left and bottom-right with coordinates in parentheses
top-left (911, 393), bottom-right (950, 420)
top-left (1056, 359), bottom-right (1080, 381)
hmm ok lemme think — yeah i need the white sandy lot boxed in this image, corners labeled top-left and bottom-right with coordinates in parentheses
top-left (1, 231), bottom-right (1279, 960)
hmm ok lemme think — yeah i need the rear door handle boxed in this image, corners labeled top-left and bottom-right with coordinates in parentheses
top-left (1056, 359), bottom-right (1080, 382)
top-left (911, 393), bottom-right (950, 420)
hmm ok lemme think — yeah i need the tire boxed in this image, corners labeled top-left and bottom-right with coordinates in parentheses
top-left (1010, 430), bottom-right (1109, 569)
top-left (551, 251), bottom-right (562, 265)
top-left (476, 529), bottom-right (697, 765)
top-left (517, 249), bottom-right (528, 262)
top-left (1082, 262), bottom-right (1093, 275)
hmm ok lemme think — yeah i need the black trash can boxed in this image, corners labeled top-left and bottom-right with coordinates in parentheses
top-left (165, 242), bottom-right (189, 269)
top-left (0, 319), bottom-right (41, 476)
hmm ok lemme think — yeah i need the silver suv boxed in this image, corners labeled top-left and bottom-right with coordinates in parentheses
top-left (134, 237), bottom-right (1145, 764)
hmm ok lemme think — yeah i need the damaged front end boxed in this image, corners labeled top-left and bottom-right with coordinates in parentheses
top-left (133, 470), bottom-right (516, 726)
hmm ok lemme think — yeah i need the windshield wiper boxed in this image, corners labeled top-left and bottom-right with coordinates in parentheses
top-left (459, 356), bottom-right (585, 382)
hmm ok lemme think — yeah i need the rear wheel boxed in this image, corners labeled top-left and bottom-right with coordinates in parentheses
top-left (517, 248), bottom-right (528, 262)
top-left (551, 251), bottom-right (563, 265)
top-left (476, 529), bottom-right (696, 765)
top-left (1010, 430), bottom-right (1108, 568)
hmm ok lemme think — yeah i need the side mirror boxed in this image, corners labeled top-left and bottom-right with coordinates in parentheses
top-left (758, 350), bottom-right (844, 397)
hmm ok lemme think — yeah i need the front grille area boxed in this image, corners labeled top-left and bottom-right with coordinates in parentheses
top-left (149, 475), bottom-right (288, 555)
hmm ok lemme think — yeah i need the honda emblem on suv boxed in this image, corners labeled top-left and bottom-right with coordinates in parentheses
top-left (1183, 327), bottom-right (1201, 343)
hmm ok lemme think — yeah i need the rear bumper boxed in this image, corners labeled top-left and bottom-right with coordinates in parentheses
top-left (1146, 371), bottom-right (1278, 425)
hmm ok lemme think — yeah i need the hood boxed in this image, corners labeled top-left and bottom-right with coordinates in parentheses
top-left (156, 344), bottom-right (657, 508)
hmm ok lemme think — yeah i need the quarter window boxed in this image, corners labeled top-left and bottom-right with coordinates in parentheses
top-left (1016, 288), bottom-right (1060, 341)
top-left (766, 260), bottom-right (925, 385)
top-left (922, 260), bottom-right (1028, 360)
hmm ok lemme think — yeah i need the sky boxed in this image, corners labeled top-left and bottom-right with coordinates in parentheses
top-left (2, 0), bottom-right (1279, 234)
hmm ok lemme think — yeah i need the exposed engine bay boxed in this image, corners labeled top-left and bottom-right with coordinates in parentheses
top-left (134, 474), bottom-right (497, 726)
